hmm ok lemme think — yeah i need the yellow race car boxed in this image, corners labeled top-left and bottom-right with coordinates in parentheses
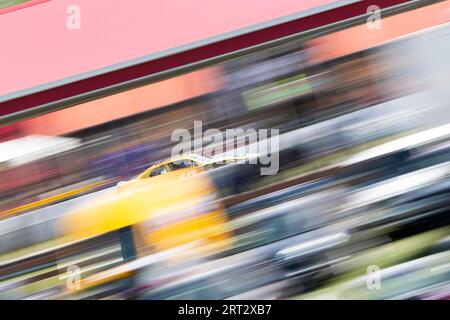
top-left (118, 153), bottom-right (257, 187)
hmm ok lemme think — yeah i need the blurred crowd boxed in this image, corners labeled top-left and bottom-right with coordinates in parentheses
top-left (0, 20), bottom-right (449, 300)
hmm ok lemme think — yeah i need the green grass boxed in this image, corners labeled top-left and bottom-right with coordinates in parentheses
top-left (0, 0), bottom-right (32, 10)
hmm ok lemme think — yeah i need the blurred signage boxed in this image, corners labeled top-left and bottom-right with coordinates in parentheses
top-left (242, 73), bottom-right (312, 110)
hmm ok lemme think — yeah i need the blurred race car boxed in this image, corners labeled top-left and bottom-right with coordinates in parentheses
top-left (136, 153), bottom-right (256, 178)
top-left (117, 153), bottom-right (259, 191)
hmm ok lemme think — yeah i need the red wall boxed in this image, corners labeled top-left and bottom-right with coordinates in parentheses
top-left (0, 0), bottom-right (335, 96)
top-left (17, 67), bottom-right (224, 136)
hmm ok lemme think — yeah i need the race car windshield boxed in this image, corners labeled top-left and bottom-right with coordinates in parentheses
top-left (170, 160), bottom-right (193, 170)
top-left (150, 165), bottom-right (168, 177)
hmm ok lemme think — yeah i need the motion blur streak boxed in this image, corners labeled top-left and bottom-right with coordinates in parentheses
top-left (0, 8), bottom-right (450, 300)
